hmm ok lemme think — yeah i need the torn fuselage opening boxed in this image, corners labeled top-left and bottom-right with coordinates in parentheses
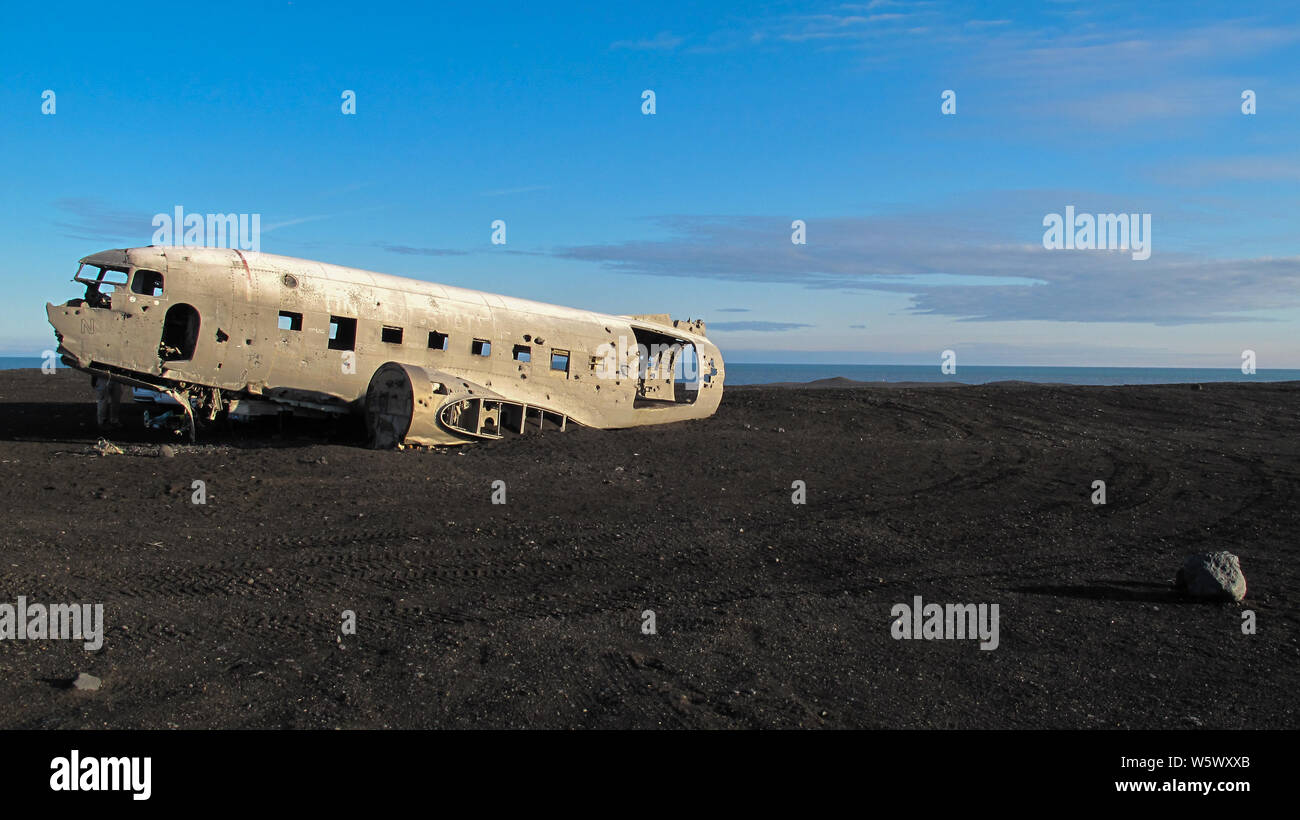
top-left (630, 326), bottom-right (700, 406)
top-left (160, 303), bottom-right (200, 362)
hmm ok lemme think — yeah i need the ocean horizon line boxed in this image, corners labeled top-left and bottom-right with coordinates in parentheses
top-left (5, 356), bottom-right (1298, 387)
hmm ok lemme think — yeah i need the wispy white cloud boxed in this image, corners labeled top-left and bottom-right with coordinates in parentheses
top-left (376, 243), bottom-right (468, 257)
top-left (728, 6), bottom-right (1298, 126)
top-left (610, 31), bottom-right (684, 51)
top-left (1155, 156), bottom-right (1300, 185)
top-left (478, 185), bottom-right (550, 197)
top-left (552, 204), bottom-right (1300, 325)
top-left (52, 198), bottom-right (153, 242)
top-left (710, 320), bottom-right (814, 332)
top-left (759, 9), bottom-right (929, 45)
top-left (51, 198), bottom-right (365, 243)
top-left (262, 214), bottom-right (336, 233)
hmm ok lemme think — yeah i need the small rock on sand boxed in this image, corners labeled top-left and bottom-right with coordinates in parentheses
top-left (1176, 551), bottom-right (1247, 601)
top-left (72, 672), bottom-right (101, 691)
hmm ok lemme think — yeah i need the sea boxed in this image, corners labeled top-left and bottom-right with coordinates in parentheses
top-left (724, 363), bottom-right (1300, 386)
top-left (5, 356), bottom-right (1297, 386)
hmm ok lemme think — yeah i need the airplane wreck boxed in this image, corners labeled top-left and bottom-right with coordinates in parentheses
top-left (46, 247), bottom-right (725, 446)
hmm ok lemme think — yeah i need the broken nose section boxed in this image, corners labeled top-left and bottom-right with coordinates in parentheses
top-left (46, 302), bottom-right (84, 367)
top-left (45, 301), bottom-right (199, 442)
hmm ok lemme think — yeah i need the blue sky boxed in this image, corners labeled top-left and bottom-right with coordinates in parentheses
top-left (3, 0), bottom-right (1298, 366)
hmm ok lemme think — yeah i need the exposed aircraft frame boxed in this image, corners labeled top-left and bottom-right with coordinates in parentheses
top-left (46, 247), bottom-right (725, 446)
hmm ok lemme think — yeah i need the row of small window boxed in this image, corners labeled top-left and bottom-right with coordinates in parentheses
top-left (279, 311), bottom-right (571, 372)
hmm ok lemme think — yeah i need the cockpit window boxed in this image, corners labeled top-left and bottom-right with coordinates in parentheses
top-left (74, 263), bottom-right (129, 308)
top-left (74, 263), bottom-right (128, 287)
top-left (131, 269), bottom-right (164, 296)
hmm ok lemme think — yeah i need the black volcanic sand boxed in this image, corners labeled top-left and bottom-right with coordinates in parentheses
top-left (0, 369), bottom-right (1296, 729)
